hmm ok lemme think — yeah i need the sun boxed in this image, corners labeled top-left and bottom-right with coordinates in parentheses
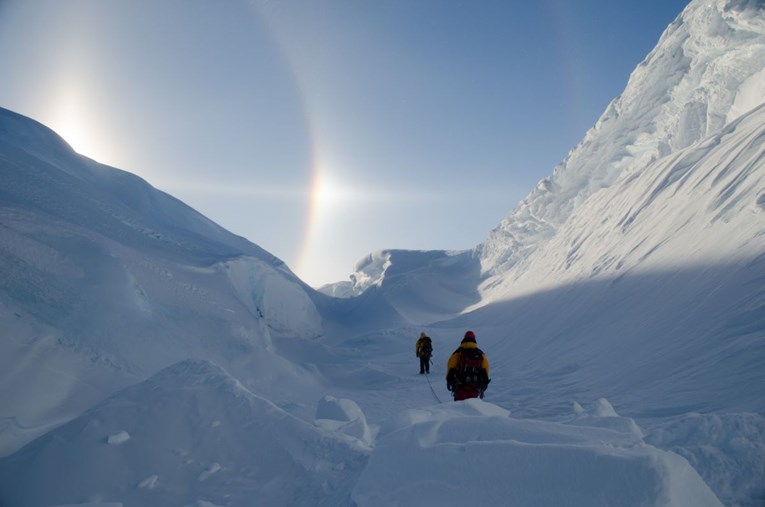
top-left (55, 117), bottom-right (93, 157)
top-left (46, 77), bottom-right (115, 165)
top-left (50, 101), bottom-right (99, 159)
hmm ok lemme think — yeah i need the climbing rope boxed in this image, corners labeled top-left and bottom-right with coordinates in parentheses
top-left (425, 358), bottom-right (444, 404)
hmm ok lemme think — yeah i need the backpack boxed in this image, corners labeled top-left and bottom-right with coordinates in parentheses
top-left (456, 347), bottom-right (487, 388)
top-left (420, 337), bottom-right (432, 357)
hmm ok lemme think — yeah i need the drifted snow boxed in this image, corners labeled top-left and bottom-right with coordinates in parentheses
top-left (1, 0), bottom-right (764, 505)
top-left (352, 400), bottom-right (721, 507)
top-left (220, 256), bottom-right (323, 340)
top-left (0, 360), bottom-right (369, 507)
top-left (320, 249), bottom-right (481, 324)
top-left (478, 0), bottom-right (765, 283)
top-left (0, 361), bottom-right (727, 507)
top-left (106, 431), bottom-right (130, 445)
top-left (0, 104), bottom-right (326, 455)
top-left (479, 103), bottom-right (765, 300)
top-left (315, 396), bottom-right (375, 447)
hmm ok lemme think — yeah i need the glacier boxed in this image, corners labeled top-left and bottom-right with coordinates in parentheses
top-left (1, 0), bottom-right (764, 506)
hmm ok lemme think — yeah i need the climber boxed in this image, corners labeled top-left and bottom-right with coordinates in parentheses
top-left (446, 330), bottom-right (490, 401)
top-left (415, 332), bottom-right (433, 374)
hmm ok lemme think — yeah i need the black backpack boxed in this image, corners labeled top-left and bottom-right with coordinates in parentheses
top-left (456, 347), bottom-right (487, 388)
top-left (420, 337), bottom-right (433, 356)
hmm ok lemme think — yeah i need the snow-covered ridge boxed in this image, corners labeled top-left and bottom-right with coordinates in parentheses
top-left (320, 248), bottom-right (481, 324)
top-left (0, 360), bottom-right (731, 507)
top-left (478, 102), bottom-right (765, 300)
top-left (0, 105), bottom-right (326, 455)
top-left (353, 399), bottom-right (723, 507)
top-left (0, 107), bottom-right (284, 266)
top-left (0, 359), bottom-right (369, 507)
top-left (1, 0), bottom-right (764, 503)
top-left (479, 0), bottom-right (765, 280)
top-left (319, 250), bottom-right (393, 297)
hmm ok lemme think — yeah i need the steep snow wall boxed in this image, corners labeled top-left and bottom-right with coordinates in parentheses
top-left (479, 0), bottom-right (765, 285)
top-left (479, 103), bottom-right (765, 299)
top-left (0, 107), bottom-right (325, 455)
top-left (319, 249), bottom-right (482, 325)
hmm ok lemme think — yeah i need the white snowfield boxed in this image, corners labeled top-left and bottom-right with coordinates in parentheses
top-left (0, 360), bottom-right (725, 507)
top-left (477, 0), bottom-right (765, 288)
top-left (1, 0), bottom-right (764, 506)
top-left (353, 400), bottom-right (722, 507)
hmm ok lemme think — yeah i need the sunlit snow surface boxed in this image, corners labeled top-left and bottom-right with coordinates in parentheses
top-left (1, 0), bottom-right (765, 506)
top-left (477, 0), bottom-right (765, 285)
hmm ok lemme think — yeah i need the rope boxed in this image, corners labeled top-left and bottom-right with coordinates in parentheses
top-left (425, 358), bottom-right (444, 404)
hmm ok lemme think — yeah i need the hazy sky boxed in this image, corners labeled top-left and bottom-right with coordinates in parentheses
top-left (0, 0), bottom-right (689, 287)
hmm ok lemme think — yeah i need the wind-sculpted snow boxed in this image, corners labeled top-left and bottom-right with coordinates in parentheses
top-left (0, 106), bottom-right (326, 455)
top-left (479, 0), bottom-right (765, 281)
top-left (319, 249), bottom-right (481, 324)
top-left (645, 412), bottom-right (765, 507)
top-left (315, 395), bottom-right (375, 447)
top-left (479, 103), bottom-right (765, 300)
top-left (0, 108), bottom-right (275, 265)
top-left (430, 258), bottom-right (765, 505)
top-left (353, 399), bottom-right (722, 507)
top-left (0, 360), bottom-right (369, 507)
top-left (1, 0), bottom-right (764, 504)
top-left (0, 361), bottom-right (730, 507)
top-left (221, 256), bottom-right (322, 339)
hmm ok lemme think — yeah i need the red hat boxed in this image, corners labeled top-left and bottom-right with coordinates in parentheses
top-left (462, 330), bottom-right (476, 343)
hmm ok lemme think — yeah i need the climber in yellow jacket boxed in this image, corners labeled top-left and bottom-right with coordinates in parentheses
top-left (446, 330), bottom-right (490, 400)
top-left (415, 332), bottom-right (433, 374)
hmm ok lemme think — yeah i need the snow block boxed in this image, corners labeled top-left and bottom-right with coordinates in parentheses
top-left (645, 412), bottom-right (765, 507)
top-left (315, 396), bottom-right (373, 446)
top-left (316, 395), bottom-right (366, 422)
top-left (0, 360), bottom-right (368, 507)
top-left (568, 398), bottom-right (645, 439)
top-left (353, 400), bottom-right (722, 507)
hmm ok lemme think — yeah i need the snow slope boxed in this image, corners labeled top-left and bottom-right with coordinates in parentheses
top-left (424, 104), bottom-right (765, 505)
top-left (0, 359), bottom-right (726, 507)
top-left (318, 1), bottom-right (765, 504)
top-left (474, 100), bottom-right (765, 306)
top-left (2, 0), bottom-right (765, 505)
top-left (0, 106), bottom-right (329, 455)
top-left (479, 0), bottom-right (765, 288)
top-left (320, 249), bottom-right (481, 323)
top-left (323, 0), bottom-right (765, 319)
top-left (0, 360), bottom-right (369, 507)
top-left (353, 400), bottom-right (722, 507)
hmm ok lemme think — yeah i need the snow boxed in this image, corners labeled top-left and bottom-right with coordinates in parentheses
top-left (197, 463), bottom-right (221, 481)
top-left (645, 412), bottom-right (765, 506)
top-left (315, 396), bottom-right (375, 446)
top-left (353, 399), bottom-right (721, 507)
top-left (221, 256), bottom-right (323, 339)
top-left (478, 0), bottom-right (765, 286)
top-left (0, 360), bottom-right (369, 506)
top-left (0, 357), bottom-right (727, 507)
top-left (138, 474), bottom-right (159, 489)
top-left (1, 0), bottom-right (764, 506)
top-left (727, 67), bottom-right (765, 124)
top-left (106, 431), bottom-right (130, 445)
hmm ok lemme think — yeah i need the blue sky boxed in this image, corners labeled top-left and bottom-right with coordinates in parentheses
top-left (0, 0), bottom-right (690, 286)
